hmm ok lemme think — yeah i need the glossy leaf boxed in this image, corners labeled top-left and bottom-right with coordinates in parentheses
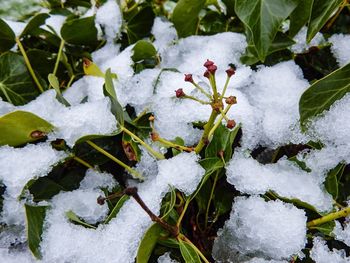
top-left (66, 210), bottom-right (96, 229)
top-left (0, 111), bottom-right (54, 147)
top-left (299, 62), bottom-right (350, 128)
top-left (172, 0), bottom-right (206, 38)
top-left (104, 68), bottom-right (124, 126)
top-left (104, 195), bottom-right (129, 224)
top-left (83, 58), bottom-right (105, 77)
top-left (48, 74), bottom-right (70, 106)
top-left (179, 240), bottom-right (201, 263)
top-left (307, 0), bottom-right (343, 42)
top-left (0, 52), bottom-right (39, 105)
top-left (21, 13), bottom-right (50, 37)
top-left (25, 204), bottom-right (48, 259)
top-left (235, 0), bottom-right (298, 62)
top-left (61, 16), bottom-right (98, 46)
top-left (126, 6), bottom-right (155, 44)
top-left (289, 0), bottom-right (313, 37)
top-left (132, 40), bottom-right (157, 62)
top-left (205, 124), bottom-right (240, 162)
top-left (325, 163), bottom-right (345, 200)
top-left (136, 223), bottom-right (163, 263)
top-left (0, 19), bottom-right (15, 52)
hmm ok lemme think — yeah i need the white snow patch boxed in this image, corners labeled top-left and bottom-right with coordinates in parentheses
top-left (329, 34), bottom-right (350, 66)
top-left (95, 0), bottom-right (122, 41)
top-left (310, 237), bottom-right (349, 263)
top-left (291, 27), bottom-right (325, 53)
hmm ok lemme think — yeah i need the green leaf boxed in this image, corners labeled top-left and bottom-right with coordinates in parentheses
top-left (309, 221), bottom-right (336, 236)
top-left (104, 195), bottom-right (129, 224)
top-left (179, 239), bottom-right (201, 263)
top-left (21, 13), bottom-right (50, 37)
top-left (172, 0), bottom-right (206, 38)
top-left (48, 74), bottom-right (71, 106)
top-left (307, 0), bottom-right (343, 43)
top-left (325, 163), bottom-right (345, 200)
top-left (205, 124), bottom-right (240, 162)
top-left (66, 210), bottom-right (96, 229)
top-left (25, 204), bottom-right (48, 259)
top-left (161, 188), bottom-right (177, 219)
top-left (104, 68), bottom-right (124, 126)
top-left (74, 132), bottom-right (121, 145)
top-left (126, 6), bottom-right (155, 44)
top-left (0, 111), bottom-right (54, 147)
top-left (0, 19), bottom-right (15, 52)
top-left (132, 40), bottom-right (157, 62)
top-left (61, 16), bottom-right (98, 46)
top-left (289, 0), bottom-right (313, 37)
top-left (136, 223), bottom-right (163, 263)
top-left (0, 52), bottom-right (40, 105)
top-left (299, 62), bottom-right (350, 128)
top-left (234, 0), bottom-right (298, 62)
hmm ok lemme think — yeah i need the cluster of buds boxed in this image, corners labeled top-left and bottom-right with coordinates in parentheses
top-left (174, 59), bottom-right (237, 130)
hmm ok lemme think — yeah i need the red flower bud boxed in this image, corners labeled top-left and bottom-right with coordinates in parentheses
top-left (204, 59), bottom-right (214, 68)
top-left (207, 65), bottom-right (217, 74)
top-left (225, 96), bottom-right (237, 105)
top-left (226, 119), bottom-right (236, 129)
top-left (97, 196), bottom-right (106, 205)
top-left (204, 70), bottom-right (210, 78)
top-left (184, 74), bottom-right (193, 83)
top-left (175, 88), bottom-right (185, 98)
top-left (226, 67), bottom-right (235, 77)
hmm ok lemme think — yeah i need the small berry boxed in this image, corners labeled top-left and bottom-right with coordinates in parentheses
top-left (226, 67), bottom-right (236, 77)
top-left (175, 88), bottom-right (186, 98)
top-left (204, 59), bottom-right (214, 68)
top-left (97, 196), bottom-right (106, 205)
top-left (207, 65), bottom-right (217, 75)
top-left (203, 70), bottom-right (210, 78)
top-left (226, 119), bottom-right (236, 129)
top-left (184, 74), bottom-right (193, 83)
top-left (225, 96), bottom-right (237, 105)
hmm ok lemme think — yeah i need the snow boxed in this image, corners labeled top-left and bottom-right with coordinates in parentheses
top-left (20, 90), bottom-right (117, 146)
top-left (41, 14), bottom-right (66, 37)
top-left (0, 143), bottom-right (67, 225)
top-left (333, 220), bottom-right (350, 247)
top-left (152, 17), bottom-right (178, 54)
top-left (79, 169), bottom-right (117, 191)
top-left (40, 152), bottom-right (205, 262)
top-left (226, 151), bottom-right (333, 212)
top-left (329, 34), bottom-right (350, 67)
top-left (213, 196), bottom-right (307, 261)
top-left (291, 26), bottom-right (325, 53)
top-left (158, 252), bottom-right (179, 263)
top-left (310, 237), bottom-right (350, 263)
top-left (95, 0), bottom-right (122, 41)
top-left (3, 19), bottom-right (26, 36)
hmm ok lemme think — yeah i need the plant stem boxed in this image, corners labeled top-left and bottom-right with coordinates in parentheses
top-left (184, 95), bottom-right (210, 105)
top-left (16, 37), bottom-right (44, 93)
top-left (209, 74), bottom-right (218, 100)
top-left (125, 187), bottom-right (179, 236)
top-left (72, 156), bottom-right (94, 169)
top-left (53, 39), bottom-right (65, 77)
top-left (205, 171), bottom-right (219, 229)
top-left (86, 140), bottom-right (144, 180)
top-left (307, 206), bottom-right (350, 227)
top-left (208, 104), bottom-right (232, 140)
top-left (194, 110), bottom-right (219, 154)
top-left (66, 75), bottom-right (76, 89)
top-left (219, 108), bottom-right (229, 121)
top-left (176, 198), bottom-right (191, 228)
top-left (157, 137), bottom-right (194, 152)
top-left (178, 234), bottom-right (210, 263)
top-left (121, 126), bottom-right (165, 160)
top-left (132, 108), bottom-right (148, 123)
top-left (219, 76), bottom-right (230, 100)
top-left (192, 82), bottom-right (212, 100)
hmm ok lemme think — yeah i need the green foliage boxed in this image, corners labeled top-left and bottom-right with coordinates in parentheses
top-left (0, 19), bottom-right (15, 52)
top-left (25, 204), bottom-right (49, 259)
top-left (61, 16), bottom-right (98, 46)
top-left (136, 223), bottom-right (164, 263)
top-left (0, 111), bottom-right (53, 147)
top-left (0, 52), bottom-right (39, 105)
top-left (104, 195), bottom-right (130, 224)
top-left (235, 0), bottom-right (298, 62)
top-left (126, 6), bottom-right (155, 44)
top-left (299, 62), bottom-right (350, 128)
top-left (178, 239), bottom-right (201, 263)
top-left (172, 0), bottom-right (206, 38)
top-left (66, 210), bottom-right (96, 229)
top-left (132, 40), bottom-right (158, 73)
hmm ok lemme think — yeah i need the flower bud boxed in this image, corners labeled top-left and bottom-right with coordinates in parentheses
top-left (207, 65), bottom-right (217, 75)
top-left (151, 132), bottom-right (160, 141)
top-left (204, 59), bottom-right (214, 68)
top-left (175, 88), bottom-right (185, 98)
top-left (97, 196), bottom-right (106, 205)
top-left (203, 70), bottom-right (210, 79)
top-left (184, 74), bottom-right (193, 83)
top-left (226, 119), bottom-right (236, 129)
top-left (226, 67), bottom-right (235, 77)
top-left (225, 96), bottom-right (237, 105)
